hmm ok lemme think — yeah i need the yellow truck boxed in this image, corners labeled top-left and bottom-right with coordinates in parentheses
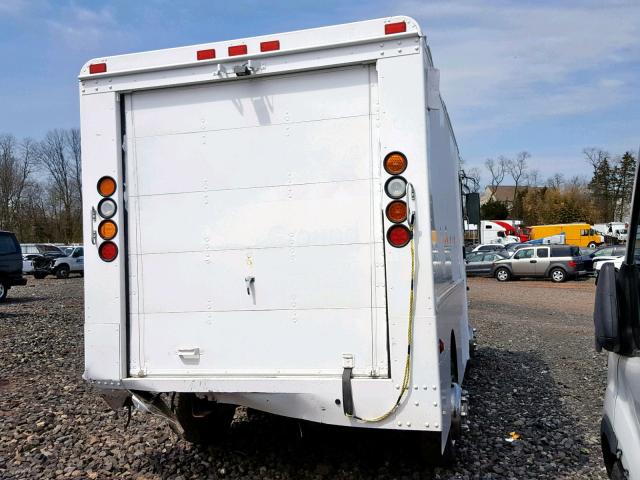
top-left (528, 223), bottom-right (604, 248)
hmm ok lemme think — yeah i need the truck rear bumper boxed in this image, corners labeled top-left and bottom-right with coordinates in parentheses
top-left (87, 375), bottom-right (446, 432)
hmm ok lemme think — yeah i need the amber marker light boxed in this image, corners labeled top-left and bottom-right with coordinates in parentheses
top-left (97, 176), bottom-right (116, 197)
top-left (98, 220), bottom-right (118, 240)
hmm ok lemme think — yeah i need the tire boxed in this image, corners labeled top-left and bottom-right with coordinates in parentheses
top-left (0, 282), bottom-right (7, 302)
top-left (33, 272), bottom-right (47, 279)
top-left (588, 242), bottom-right (597, 248)
top-left (418, 431), bottom-right (456, 467)
top-left (56, 264), bottom-right (70, 279)
top-left (610, 460), bottom-right (627, 480)
top-left (495, 267), bottom-right (511, 282)
top-left (172, 393), bottom-right (236, 445)
top-left (550, 267), bottom-right (566, 283)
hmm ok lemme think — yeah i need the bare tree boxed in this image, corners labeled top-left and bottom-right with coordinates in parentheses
top-left (526, 169), bottom-right (540, 187)
top-left (467, 167), bottom-right (482, 193)
top-left (583, 147), bottom-right (609, 169)
top-left (546, 173), bottom-right (564, 190)
top-left (506, 151), bottom-right (530, 203)
top-left (67, 128), bottom-right (82, 203)
top-left (37, 129), bottom-right (81, 242)
top-left (0, 135), bottom-right (34, 231)
top-left (485, 157), bottom-right (506, 198)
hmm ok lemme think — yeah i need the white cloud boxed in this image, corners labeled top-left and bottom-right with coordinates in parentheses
top-left (47, 4), bottom-right (121, 50)
top-left (398, 0), bottom-right (640, 134)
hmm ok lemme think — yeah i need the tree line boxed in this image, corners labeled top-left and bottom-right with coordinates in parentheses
top-left (464, 148), bottom-right (637, 225)
top-left (0, 129), bottom-right (82, 243)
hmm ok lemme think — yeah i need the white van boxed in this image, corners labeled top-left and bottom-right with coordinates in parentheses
top-left (594, 166), bottom-right (640, 478)
top-left (79, 17), bottom-right (471, 460)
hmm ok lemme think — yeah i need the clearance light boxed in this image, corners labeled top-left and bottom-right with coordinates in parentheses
top-left (386, 200), bottom-right (407, 223)
top-left (260, 40), bottom-right (280, 52)
top-left (385, 21), bottom-right (407, 35)
top-left (228, 45), bottom-right (248, 56)
top-left (384, 152), bottom-right (407, 175)
top-left (197, 49), bottom-right (216, 60)
top-left (98, 220), bottom-right (118, 240)
top-left (387, 225), bottom-right (412, 248)
top-left (98, 241), bottom-right (118, 262)
top-left (385, 176), bottom-right (407, 199)
top-left (98, 198), bottom-right (117, 219)
top-left (89, 63), bottom-right (107, 74)
top-left (97, 176), bottom-right (116, 197)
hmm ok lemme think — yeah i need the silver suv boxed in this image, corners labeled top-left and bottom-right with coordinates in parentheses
top-left (492, 245), bottom-right (586, 283)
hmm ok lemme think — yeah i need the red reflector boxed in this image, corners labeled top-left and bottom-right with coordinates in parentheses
top-left (439, 339), bottom-right (445, 353)
top-left (387, 225), bottom-right (412, 248)
top-left (260, 40), bottom-right (280, 52)
top-left (568, 261), bottom-right (577, 267)
top-left (197, 49), bottom-right (216, 60)
top-left (228, 45), bottom-right (248, 56)
top-left (385, 21), bottom-right (407, 35)
top-left (98, 241), bottom-right (118, 262)
top-left (89, 63), bottom-right (107, 74)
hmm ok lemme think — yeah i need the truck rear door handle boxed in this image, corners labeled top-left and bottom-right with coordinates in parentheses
top-left (530, 260), bottom-right (537, 263)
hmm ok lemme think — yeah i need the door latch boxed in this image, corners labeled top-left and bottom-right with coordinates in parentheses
top-left (245, 276), bottom-right (255, 295)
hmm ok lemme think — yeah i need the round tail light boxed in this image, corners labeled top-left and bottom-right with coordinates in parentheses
top-left (98, 220), bottom-right (118, 240)
top-left (385, 176), bottom-right (407, 199)
top-left (387, 225), bottom-right (412, 248)
top-left (98, 198), bottom-right (117, 219)
top-left (386, 200), bottom-right (407, 223)
top-left (97, 176), bottom-right (116, 197)
top-left (98, 241), bottom-right (118, 262)
top-left (384, 152), bottom-right (407, 175)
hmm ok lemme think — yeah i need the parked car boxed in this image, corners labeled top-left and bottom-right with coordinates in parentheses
top-left (0, 231), bottom-right (27, 302)
top-left (465, 251), bottom-right (508, 276)
top-left (503, 242), bottom-right (533, 256)
top-left (51, 246), bottom-right (84, 278)
top-left (579, 245), bottom-right (625, 274)
top-left (492, 245), bottom-right (586, 283)
top-left (593, 255), bottom-right (624, 279)
top-left (471, 243), bottom-right (506, 253)
top-left (20, 244), bottom-right (80, 279)
top-left (20, 243), bottom-right (66, 258)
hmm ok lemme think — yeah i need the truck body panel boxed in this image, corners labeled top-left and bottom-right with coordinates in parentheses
top-left (80, 16), bottom-right (469, 442)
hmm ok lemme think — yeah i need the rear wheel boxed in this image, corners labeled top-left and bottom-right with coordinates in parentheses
top-left (550, 267), bottom-right (566, 283)
top-left (588, 242), bottom-right (597, 248)
top-left (172, 393), bottom-right (236, 444)
top-left (0, 282), bottom-right (7, 302)
top-left (495, 267), bottom-right (511, 282)
top-left (418, 431), bottom-right (456, 466)
top-left (610, 460), bottom-right (626, 480)
top-left (56, 264), bottom-right (70, 279)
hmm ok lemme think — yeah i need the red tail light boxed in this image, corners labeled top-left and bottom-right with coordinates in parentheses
top-left (89, 63), bottom-right (107, 74)
top-left (385, 21), bottom-right (407, 35)
top-left (260, 40), bottom-right (280, 52)
top-left (99, 242), bottom-right (118, 262)
top-left (228, 45), bottom-right (248, 56)
top-left (387, 225), bottom-right (412, 248)
top-left (197, 49), bottom-right (216, 60)
top-left (568, 261), bottom-right (577, 267)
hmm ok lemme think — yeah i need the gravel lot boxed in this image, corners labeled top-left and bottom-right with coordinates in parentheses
top-left (0, 276), bottom-right (608, 479)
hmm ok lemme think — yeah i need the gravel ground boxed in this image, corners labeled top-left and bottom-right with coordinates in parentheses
top-left (0, 276), bottom-right (608, 479)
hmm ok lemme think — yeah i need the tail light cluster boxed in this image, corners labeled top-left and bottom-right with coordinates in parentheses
top-left (96, 176), bottom-right (119, 262)
top-left (384, 152), bottom-right (412, 248)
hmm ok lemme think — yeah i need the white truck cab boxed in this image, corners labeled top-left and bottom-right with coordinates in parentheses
top-left (594, 162), bottom-right (640, 479)
top-left (79, 17), bottom-right (471, 460)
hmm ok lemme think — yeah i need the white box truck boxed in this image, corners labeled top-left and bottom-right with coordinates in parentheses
top-left (79, 16), bottom-right (472, 459)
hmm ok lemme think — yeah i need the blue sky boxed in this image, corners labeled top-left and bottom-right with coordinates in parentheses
top-left (0, 0), bottom-right (638, 184)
